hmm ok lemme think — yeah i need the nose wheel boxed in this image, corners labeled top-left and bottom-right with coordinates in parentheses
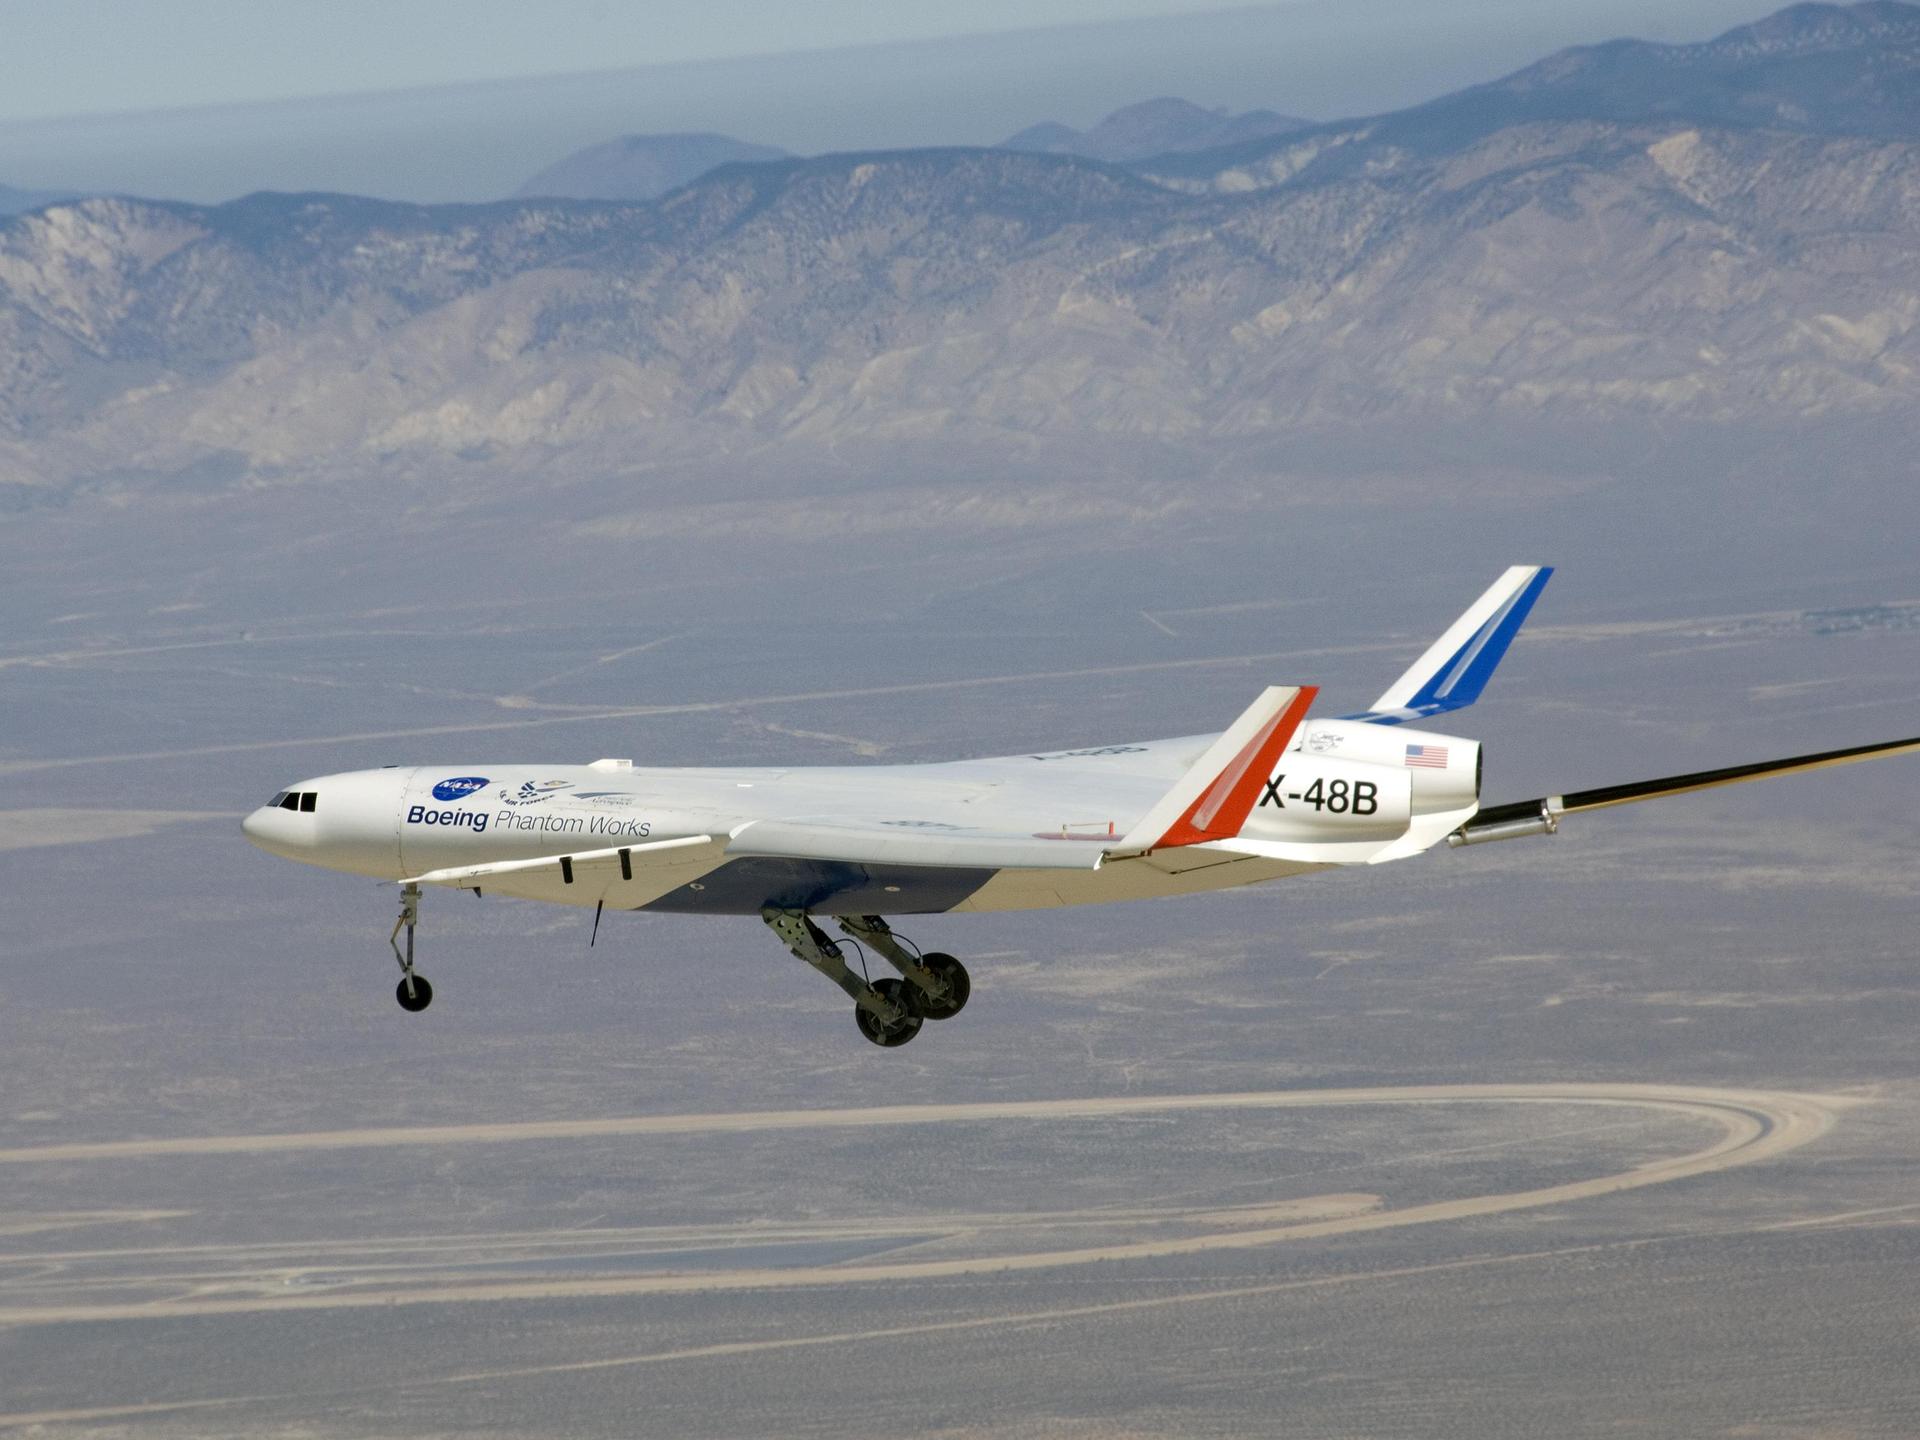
top-left (389, 882), bottom-right (433, 1013)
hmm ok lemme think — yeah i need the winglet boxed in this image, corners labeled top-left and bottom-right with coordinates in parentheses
top-left (1343, 565), bottom-right (1552, 725)
top-left (1109, 685), bottom-right (1316, 858)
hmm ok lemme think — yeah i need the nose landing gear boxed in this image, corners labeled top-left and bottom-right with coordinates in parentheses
top-left (390, 882), bottom-right (433, 1013)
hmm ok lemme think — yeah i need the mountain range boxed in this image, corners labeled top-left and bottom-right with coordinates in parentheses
top-left (1142, 0), bottom-right (1920, 193)
top-left (513, 132), bottom-right (790, 202)
top-left (509, 97), bottom-right (1309, 201)
top-left (999, 98), bottom-right (1312, 164)
top-left (1, 1), bottom-right (1914, 502)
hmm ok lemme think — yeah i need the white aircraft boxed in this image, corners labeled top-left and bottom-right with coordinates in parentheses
top-left (244, 567), bottom-right (1918, 1046)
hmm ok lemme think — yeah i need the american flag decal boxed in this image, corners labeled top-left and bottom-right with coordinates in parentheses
top-left (1405, 743), bottom-right (1449, 769)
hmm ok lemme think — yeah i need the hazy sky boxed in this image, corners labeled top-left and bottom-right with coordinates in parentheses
top-left (0, 0), bottom-right (1785, 202)
top-left (10, 1), bottom-right (1264, 120)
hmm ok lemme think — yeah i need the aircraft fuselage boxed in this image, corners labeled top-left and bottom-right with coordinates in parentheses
top-left (242, 721), bottom-right (1479, 916)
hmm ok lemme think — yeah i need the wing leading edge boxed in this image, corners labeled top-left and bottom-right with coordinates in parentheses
top-left (728, 819), bottom-right (1110, 871)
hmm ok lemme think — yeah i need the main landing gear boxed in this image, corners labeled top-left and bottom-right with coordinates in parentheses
top-left (761, 909), bottom-right (971, 1048)
top-left (835, 915), bottom-right (970, 1021)
top-left (390, 882), bottom-right (433, 1013)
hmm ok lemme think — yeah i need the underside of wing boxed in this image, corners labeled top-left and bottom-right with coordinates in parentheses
top-left (400, 834), bottom-right (728, 905)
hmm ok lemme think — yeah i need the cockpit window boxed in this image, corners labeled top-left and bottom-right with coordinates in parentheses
top-left (279, 793), bottom-right (300, 811)
top-left (299, 792), bottom-right (317, 813)
top-left (269, 792), bottom-right (288, 807)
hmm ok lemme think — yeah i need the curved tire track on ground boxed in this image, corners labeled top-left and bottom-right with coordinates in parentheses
top-left (0, 1083), bottom-right (1851, 1326)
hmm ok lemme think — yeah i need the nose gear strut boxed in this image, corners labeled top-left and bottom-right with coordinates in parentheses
top-left (389, 882), bottom-right (433, 1012)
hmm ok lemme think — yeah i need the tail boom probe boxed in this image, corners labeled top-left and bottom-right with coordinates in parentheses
top-left (1452, 733), bottom-right (1920, 845)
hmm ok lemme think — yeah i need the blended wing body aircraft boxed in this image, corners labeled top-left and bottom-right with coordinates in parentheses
top-left (244, 568), bottom-right (1919, 1046)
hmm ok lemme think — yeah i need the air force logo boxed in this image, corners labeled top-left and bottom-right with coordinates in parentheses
top-left (500, 779), bottom-right (574, 806)
top-left (430, 775), bottom-right (490, 802)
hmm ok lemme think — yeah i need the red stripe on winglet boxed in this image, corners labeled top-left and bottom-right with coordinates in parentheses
top-left (1155, 686), bottom-right (1317, 849)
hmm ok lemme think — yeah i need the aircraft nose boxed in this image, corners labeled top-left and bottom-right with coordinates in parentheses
top-left (241, 806), bottom-right (272, 849)
top-left (243, 772), bottom-right (405, 877)
top-left (242, 801), bottom-right (305, 859)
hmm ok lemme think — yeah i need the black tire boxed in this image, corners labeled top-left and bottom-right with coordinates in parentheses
top-left (855, 977), bottom-right (923, 1047)
top-left (916, 953), bottom-right (971, 1020)
top-left (395, 975), bottom-right (434, 1013)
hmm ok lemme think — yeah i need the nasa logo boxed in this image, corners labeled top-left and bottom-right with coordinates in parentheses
top-left (431, 775), bottom-right (491, 802)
